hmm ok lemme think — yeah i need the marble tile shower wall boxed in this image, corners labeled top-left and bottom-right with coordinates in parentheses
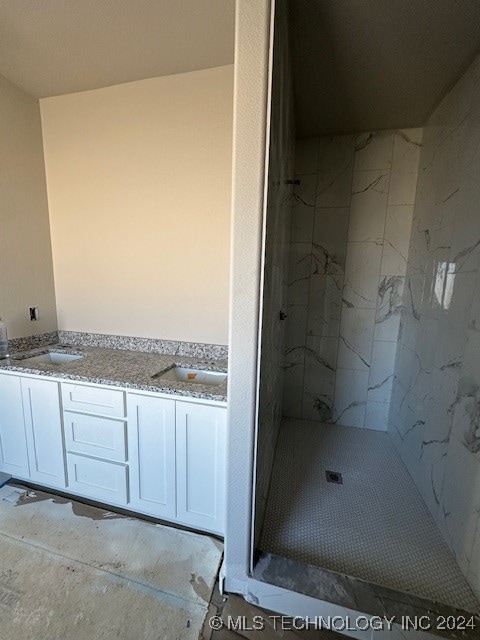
top-left (388, 54), bottom-right (480, 599)
top-left (283, 129), bottom-right (422, 430)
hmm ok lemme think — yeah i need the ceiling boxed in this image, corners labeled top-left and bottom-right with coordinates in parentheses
top-left (0, 0), bottom-right (235, 98)
top-left (290, 0), bottom-right (480, 137)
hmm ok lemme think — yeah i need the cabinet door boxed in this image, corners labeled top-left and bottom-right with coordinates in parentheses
top-left (176, 402), bottom-right (226, 535)
top-left (0, 375), bottom-right (29, 478)
top-left (127, 394), bottom-right (176, 519)
top-left (22, 378), bottom-right (66, 489)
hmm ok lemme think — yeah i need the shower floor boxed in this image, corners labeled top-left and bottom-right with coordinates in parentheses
top-left (259, 418), bottom-right (479, 612)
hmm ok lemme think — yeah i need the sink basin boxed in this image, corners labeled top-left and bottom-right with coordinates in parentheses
top-left (20, 352), bottom-right (84, 365)
top-left (153, 366), bottom-right (227, 386)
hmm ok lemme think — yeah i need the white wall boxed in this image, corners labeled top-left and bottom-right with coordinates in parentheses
top-left (0, 74), bottom-right (57, 338)
top-left (41, 65), bottom-right (233, 345)
top-left (224, 0), bottom-right (272, 593)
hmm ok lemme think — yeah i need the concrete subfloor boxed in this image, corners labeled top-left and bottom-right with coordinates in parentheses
top-left (0, 484), bottom-right (223, 640)
top-left (0, 483), bottom-right (345, 639)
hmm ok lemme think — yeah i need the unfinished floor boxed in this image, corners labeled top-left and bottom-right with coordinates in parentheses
top-left (0, 484), bottom-right (223, 639)
top-left (260, 419), bottom-right (479, 613)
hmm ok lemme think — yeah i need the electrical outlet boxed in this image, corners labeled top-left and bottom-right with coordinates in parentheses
top-left (29, 307), bottom-right (39, 321)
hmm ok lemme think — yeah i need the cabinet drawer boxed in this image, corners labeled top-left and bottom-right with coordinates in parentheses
top-left (67, 453), bottom-right (128, 504)
top-left (64, 412), bottom-right (127, 462)
top-left (62, 384), bottom-right (125, 418)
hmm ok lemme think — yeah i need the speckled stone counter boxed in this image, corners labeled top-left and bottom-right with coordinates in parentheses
top-left (0, 342), bottom-right (228, 403)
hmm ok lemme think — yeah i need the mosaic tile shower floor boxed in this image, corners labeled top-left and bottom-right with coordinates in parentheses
top-left (260, 419), bottom-right (479, 612)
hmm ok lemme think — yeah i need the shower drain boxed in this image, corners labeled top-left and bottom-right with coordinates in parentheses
top-left (326, 470), bottom-right (343, 484)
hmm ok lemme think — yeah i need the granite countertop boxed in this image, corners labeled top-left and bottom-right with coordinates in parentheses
top-left (0, 343), bottom-right (228, 403)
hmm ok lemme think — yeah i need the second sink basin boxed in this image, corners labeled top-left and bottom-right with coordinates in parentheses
top-left (20, 352), bottom-right (84, 365)
top-left (153, 366), bottom-right (227, 386)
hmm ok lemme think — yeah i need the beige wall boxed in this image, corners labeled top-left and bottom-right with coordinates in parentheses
top-left (0, 74), bottom-right (57, 339)
top-left (41, 65), bottom-right (233, 345)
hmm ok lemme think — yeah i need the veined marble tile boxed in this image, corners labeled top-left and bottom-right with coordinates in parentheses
top-left (367, 340), bottom-right (397, 403)
top-left (337, 307), bottom-right (375, 372)
top-left (388, 169), bottom-right (420, 207)
top-left (282, 362), bottom-right (304, 419)
top-left (294, 137), bottom-right (319, 175)
top-left (468, 268), bottom-right (480, 333)
top-left (421, 219), bottom-right (454, 276)
top-left (304, 335), bottom-right (338, 383)
top-left (392, 343), bottom-right (421, 395)
top-left (404, 274), bottom-right (424, 322)
top-left (392, 128), bottom-right (423, 167)
top-left (312, 207), bottom-right (349, 274)
top-left (374, 275), bottom-right (404, 342)
top-left (388, 129), bottom-right (422, 206)
top-left (284, 305), bottom-right (307, 364)
top-left (449, 188), bottom-right (480, 273)
top-left (425, 263), bottom-right (474, 324)
top-left (415, 369), bottom-right (457, 517)
top-left (354, 130), bottom-right (394, 171)
top-left (397, 392), bottom-right (426, 479)
top-left (315, 135), bottom-right (354, 207)
top-left (432, 321), bottom-right (468, 381)
top-left (394, 379), bottom-right (424, 441)
top-left (343, 241), bottom-right (383, 309)
top-left (348, 170), bottom-right (389, 243)
top-left (388, 376), bottom-right (408, 434)
top-left (287, 242), bottom-right (312, 305)
top-left (381, 205), bottom-right (414, 276)
top-left (387, 417), bottom-right (404, 452)
top-left (449, 375), bottom-right (480, 458)
top-left (405, 215), bottom-right (429, 276)
top-left (468, 515), bottom-right (480, 600)
top-left (422, 367), bottom-right (457, 442)
top-left (415, 316), bottom-right (440, 376)
top-left (439, 437), bottom-right (480, 576)
top-left (416, 436), bottom-right (447, 521)
top-left (450, 331), bottom-right (480, 458)
top-left (290, 174), bottom-right (316, 242)
top-left (459, 326), bottom-right (480, 382)
top-left (332, 368), bottom-right (369, 429)
top-left (365, 401), bottom-right (389, 432)
top-left (307, 274), bottom-right (343, 338)
top-left (302, 383), bottom-right (334, 423)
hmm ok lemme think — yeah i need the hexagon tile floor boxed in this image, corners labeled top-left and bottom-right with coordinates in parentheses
top-left (259, 418), bottom-right (479, 612)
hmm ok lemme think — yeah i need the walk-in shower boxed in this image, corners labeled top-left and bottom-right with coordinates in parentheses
top-left (253, 0), bottom-right (480, 625)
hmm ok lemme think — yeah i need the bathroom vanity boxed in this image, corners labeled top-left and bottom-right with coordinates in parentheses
top-left (0, 344), bottom-right (227, 536)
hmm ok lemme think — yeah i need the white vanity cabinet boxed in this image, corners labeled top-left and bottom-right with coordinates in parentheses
top-left (127, 394), bottom-right (227, 534)
top-left (21, 377), bottom-right (66, 489)
top-left (0, 374), bottom-right (30, 478)
top-left (62, 383), bottom-right (129, 506)
top-left (0, 374), bottom-right (66, 489)
top-left (127, 394), bottom-right (176, 520)
top-left (175, 401), bottom-right (226, 534)
top-left (0, 371), bottom-right (226, 536)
